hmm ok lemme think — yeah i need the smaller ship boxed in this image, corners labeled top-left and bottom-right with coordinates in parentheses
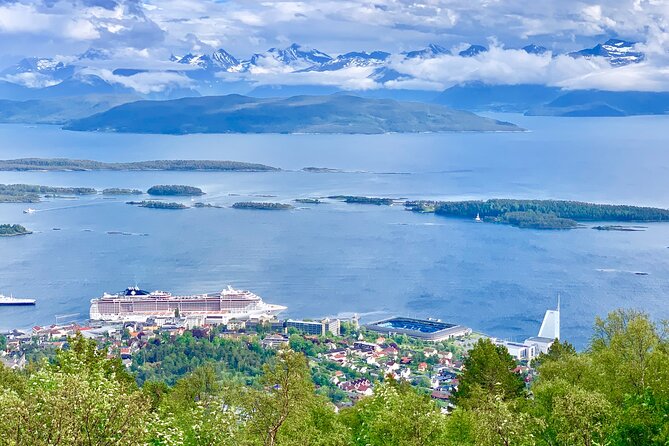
top-left (0, 294), bottom-right (36, 305)
top-left (474, 213), bottom-right (482, 222)
top-left (23, 208), bottom-right (36, 214)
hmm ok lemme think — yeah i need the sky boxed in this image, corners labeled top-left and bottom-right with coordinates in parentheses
top-left (0, 0), bottom-right (667, 91)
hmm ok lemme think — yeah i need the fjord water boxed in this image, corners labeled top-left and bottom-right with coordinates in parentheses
top-left (1, 114), bottom-right (668, 347)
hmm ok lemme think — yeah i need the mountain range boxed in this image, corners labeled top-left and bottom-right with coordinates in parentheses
top-left (0, 39), bottom-right (665, 119)
top-left (0, 39), bottom-right (647, 99)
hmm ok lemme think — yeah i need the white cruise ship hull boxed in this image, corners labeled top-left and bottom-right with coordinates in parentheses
top-left (89, 286), bottom-right (286, 323)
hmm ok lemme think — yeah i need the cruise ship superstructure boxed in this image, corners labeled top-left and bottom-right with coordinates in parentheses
top-left (90, 286), bottom-right (286, 323)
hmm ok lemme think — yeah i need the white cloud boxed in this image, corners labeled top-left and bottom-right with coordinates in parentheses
top-left (81, 67), bottom-right (193, 93)
top-left (0, 0), bottom-right (668, 92)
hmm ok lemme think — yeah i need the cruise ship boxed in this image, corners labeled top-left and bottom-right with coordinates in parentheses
top-left (89, 286), bottom-right (286, 322)
top-left (0, 294), bottom-right (36, 305)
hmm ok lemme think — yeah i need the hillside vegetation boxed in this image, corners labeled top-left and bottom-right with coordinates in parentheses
top-left (0, 310), bottom-right (667, 445)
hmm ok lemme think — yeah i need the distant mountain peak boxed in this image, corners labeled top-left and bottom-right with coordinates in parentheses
top-left (522, 44), bottom-right (548, 55)
top-left (405, 43), bottom-right (450, 59)
top-left (78, 48), bottom-right (111, 61)
top-left (178, 53), bottom-right (210, 66)
top-left (310, 50), bottom-right (390, 72)
top-left (459, 45), bottom-right (487, 57)
top-left (244, 43), bottom-right (332, 71)
top-left (211, 48), bottom-right (239, 69)
top-left (570, 39), bottom-right (644, 66)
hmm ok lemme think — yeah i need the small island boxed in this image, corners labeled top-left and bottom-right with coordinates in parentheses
top-left (294, 198), bottom-right (322, 204)
top-left (193, 202), bottom-right (222, 208)
top-left (147, 185), bottom-right (204, 196)
top-left (232, 202), bottom-right (294, 210)
top-left (592, 225), bottom-right (646, 231)
top-left (405, 199), bottom-right (669, 230)
top-left (302, 167), bottom-right (343, 173)
top-left (0, 224), bottom-right (32, 237)
top-left (329, 195), bottom-right (394, 205)
top-left (126, 200), bottom-right (187, 210)
top-left (102, 188), bottom-right (143, 195)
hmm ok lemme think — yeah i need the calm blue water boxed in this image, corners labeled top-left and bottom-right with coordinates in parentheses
top-left (1, 114), bottom-right (669, 348)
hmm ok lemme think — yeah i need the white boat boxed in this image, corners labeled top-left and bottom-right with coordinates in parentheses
top-left (23, 208), bottom-right (36, 214)
top-left (90, 285), bottom-right (286, 323)
top-left (474, 213), bottom-right (482, 222)
top-left (0, 294), bottom-right (36, 305)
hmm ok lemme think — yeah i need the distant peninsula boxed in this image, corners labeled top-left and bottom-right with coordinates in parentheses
top-left (0, 224), bottom-right (32, 237)
top-left (0, 184), bottom-right (96, 203)
top-left (405, 199), bottom-right (669, 229)
top-left (0, 158), bottom-right (278, 172)
top-left (64, 94), bottom-right (522, 134)
top-left (127, 201), bottom-right (187, 210)
top-left (232, 202), bottom-right (294, 210)
top-left (147, 185), bottom-right (204, 196)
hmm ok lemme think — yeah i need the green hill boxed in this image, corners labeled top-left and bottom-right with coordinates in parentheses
top-left (64, 94), bottom-right (522, 134)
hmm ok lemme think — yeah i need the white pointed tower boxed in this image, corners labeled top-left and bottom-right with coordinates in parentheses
top-left (537, 295), bottom-right (560, 340)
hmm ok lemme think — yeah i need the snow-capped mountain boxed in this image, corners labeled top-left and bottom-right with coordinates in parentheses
top-left (404, 44), bottom-right (450, 59)
top-left (2, 57), bottom-right (74, 76)
top-left (308, 51), bottom-right (390, 72)
top-left (570, 39), bottom-right (644, 66)
top-left (269, 43), bottom-right (332, 66)
top-left (172, 53), bottom-right (217, 70)
top-left (240, 44), bottom-right (332, 72)
top-left (459, 45), bottom-right (487, 57)
top-left (0, 57), bottom-right (75, 87)
top-left (212, 49), bottom-right (239, 70)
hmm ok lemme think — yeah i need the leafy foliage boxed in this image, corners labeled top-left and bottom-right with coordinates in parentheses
top-left (1, 310), bottom-right (668, 445)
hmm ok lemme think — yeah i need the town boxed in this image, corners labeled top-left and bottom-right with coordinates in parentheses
top-left (0, 304), bottom-right (560, 410)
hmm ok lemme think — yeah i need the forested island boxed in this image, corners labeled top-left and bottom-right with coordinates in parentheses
top-left (232, 202), bottom-right (294, 210)
top-left (406, 199), bottom-right (669, 229)
top-left (329, 195), bottom-right (395, 205)
top-left (147, 185), bottom-right (204, 196)
top-left (193, 202), bottom-right (222, 208)
top-left (295, 198), bottom-right (322, 204)
top-left (102, 188), bottom-right (143, 195)
top-left (0, 158), bottom-right (279, 172)
top-left (0, 224), bottom-right (31, 236)
top-left (0, 184), bottom-right (97, 203)
top-left (126, 200), bottom-right (187, 209)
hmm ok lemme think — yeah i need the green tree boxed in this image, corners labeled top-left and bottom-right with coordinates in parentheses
top-left (340, 378), bottom-right (446, 446)
top-left (0, 335), bottom-right (149, 446)
top-left (240, 348), bottom-right (345, 446)
top-left (454, 338), bottom-right (525, 407)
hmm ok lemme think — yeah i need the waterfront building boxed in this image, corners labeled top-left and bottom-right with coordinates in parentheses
top-left (524, 298), bottom-right (561, 355)
top-left (285, 318), bottom-right (341, 336)
top-left (365, 317), bottom-right (471, 341)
